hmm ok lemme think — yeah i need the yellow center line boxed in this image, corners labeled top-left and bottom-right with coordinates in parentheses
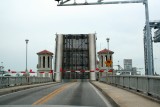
top-left (32, 82), bottom-right (76, 105)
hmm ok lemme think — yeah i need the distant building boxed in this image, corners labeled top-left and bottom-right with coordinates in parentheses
top-left (115, 59), bottom-right (141, 75)
top-left (37, 50), bottom-right (53, 78)
top-left (97, 48), bottom-right (114, 77)
top-left (124, 59), bottom-right (132, 70)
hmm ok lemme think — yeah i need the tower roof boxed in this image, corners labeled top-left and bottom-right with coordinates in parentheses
top-left (97, 48), bottom-right (114, 54)
top-left (37, 50), bottom-right (53, 55)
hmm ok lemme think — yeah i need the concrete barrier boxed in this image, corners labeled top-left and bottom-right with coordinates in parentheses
top-left (100, 75), bottom-right (160, 99)
top-left (0, 77), bottom-right (52, 88)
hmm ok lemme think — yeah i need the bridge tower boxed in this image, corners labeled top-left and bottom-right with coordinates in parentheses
top-left (37, 50), bottom-right (53, 78)
top-left (97, 49), bottom-right (114, 77)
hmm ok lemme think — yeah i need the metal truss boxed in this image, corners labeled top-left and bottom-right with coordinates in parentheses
top-left (56, 0), bottom-right (144, 6)
top-left (144, 21), bottom-right (160, 75)
top-left (149, 21), bottom-right (160, 42)
top-left (149, 21), bottom-right (160, 29)
top-left (143, 27), bottom-right (153, 75)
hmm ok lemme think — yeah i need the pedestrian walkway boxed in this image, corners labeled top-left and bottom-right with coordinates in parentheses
top-left (0, 82), bottom-right (56, 96)
top-left (92, 81), bottom-right (160, 107)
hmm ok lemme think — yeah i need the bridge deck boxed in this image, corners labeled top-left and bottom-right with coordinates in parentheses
top-left (0, 81), bottom-right (160, 106)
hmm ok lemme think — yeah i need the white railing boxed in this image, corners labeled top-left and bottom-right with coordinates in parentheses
top-left (100, 75), bottom-right (160, 99)
top-left (0, 77), bottom-right (52, 88)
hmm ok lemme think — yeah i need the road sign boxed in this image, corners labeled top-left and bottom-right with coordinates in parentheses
top-left (105, 60), bottom-right (112, 67)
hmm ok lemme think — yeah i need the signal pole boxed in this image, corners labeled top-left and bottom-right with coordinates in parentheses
top-left (55, 0), bottom-right (153, 75)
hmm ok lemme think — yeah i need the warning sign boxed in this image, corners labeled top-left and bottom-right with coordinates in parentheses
top-left (105, 60), bottom-right (112, 67)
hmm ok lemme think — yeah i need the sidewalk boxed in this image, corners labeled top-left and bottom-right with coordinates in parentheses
top-left (0, 82), bottom-right (57, 96)
top-left (92, 81), bottom-right (160, 107)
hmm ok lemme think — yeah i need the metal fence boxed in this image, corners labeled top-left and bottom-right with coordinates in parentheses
top-left (0, 77), bottom-right (52, 88)
top-left (100, 75), bottom-right (160, 99)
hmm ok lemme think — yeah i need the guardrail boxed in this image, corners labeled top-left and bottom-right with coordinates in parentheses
top-left (100, 75), bottom-right (160, 99)
top-left (0, 77), bottom-right (52, 88)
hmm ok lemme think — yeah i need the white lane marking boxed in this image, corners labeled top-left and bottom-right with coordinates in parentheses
top-left (89, 82), bottom-right (113, 107)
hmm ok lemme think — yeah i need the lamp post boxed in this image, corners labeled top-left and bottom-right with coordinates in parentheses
top-left (106, 38), bottom-right (110, 51)
top-left (106, 38), bottom-right (110, 63)
top-left (106, 38), bottom-right (111, 74)
top-left (25, 39), bottom-right (29, 76)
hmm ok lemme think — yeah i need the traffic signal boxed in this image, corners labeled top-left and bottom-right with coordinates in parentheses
top-left (55, 0), bottom-right (61, 3)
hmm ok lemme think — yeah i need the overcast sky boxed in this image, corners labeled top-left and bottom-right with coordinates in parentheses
top-left (0, 0), bottom-right (160, 74)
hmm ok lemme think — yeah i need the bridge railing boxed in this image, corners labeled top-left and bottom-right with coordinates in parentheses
top-left (0, 77), bottom-right (52, 88)
top-left (100, 75), bottom-right (160, 99)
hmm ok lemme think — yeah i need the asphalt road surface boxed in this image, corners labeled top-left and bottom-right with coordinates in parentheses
top-left (0, 81), bottom-right (113, 107)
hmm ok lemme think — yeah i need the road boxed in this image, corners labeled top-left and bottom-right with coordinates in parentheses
top-left (0, 81), bottom-right (113, 107)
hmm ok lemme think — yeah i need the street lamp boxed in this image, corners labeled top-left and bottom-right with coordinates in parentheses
top-left (106, 38), bottom-right (110, 62)
top-left (106, 38), bottom-right (112, 74)
top-left (25, 39), bottom-right (29, 76)
top-left (106, 38), bottom-right (110, 51)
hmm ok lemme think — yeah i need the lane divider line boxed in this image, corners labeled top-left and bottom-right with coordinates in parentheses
top-left (32, 82), bottom-right (75, 105)
top-left (89, 82), bottom-right (113, 107)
